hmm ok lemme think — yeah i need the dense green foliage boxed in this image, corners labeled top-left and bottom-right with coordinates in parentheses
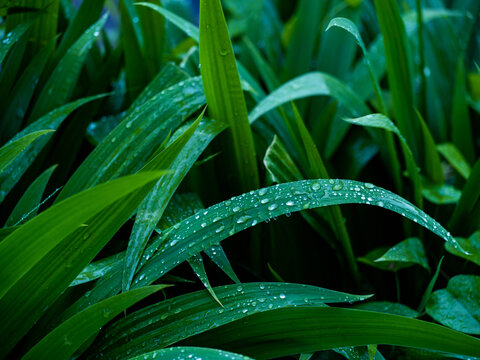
top-left (0, 0), bottom-right (479, 359)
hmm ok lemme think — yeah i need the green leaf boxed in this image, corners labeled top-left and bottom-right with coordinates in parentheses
top-left (188, 253), bottom-right (222, 305)
top-left (22, 286), bottom-right (165, 360)
top-left (199, 0), bottom-right (259, 191)
top-left (418, 257), bottom-right (443, 314)
top-left (437, 143), bottom-right (471, 180)
top-left (0, 95), bottom-right (104, 203)
top-left (0, 20), bottom-right (32, 64)
top-left (71, 252), bottom-right (125, 287)
top-left (343, 114), bottom-right (422, 207)
top-left (374, 238), bottom-right (430, 272)
top-left (355, 301), bottom-right (418, 318)
top-left (182, 307), bottom-right (480, 358)
top-left (452, 59), bottom-right (475, 164)
top-left (57, 76), bottom-right (206, 202)
top-left (445, 232), bottom-right (480, 267)
top-left (0, 130), bottom-right (53, 174)
top-left (0, 172), bottom-right (165, 356)
top-left (426, 275), bottom-right (480, 335)
top-left (417, 110), bottom-right (444, 184)
top-left (135, 179), bottom-right (461, 290)
top-left (450, 157), bottom-right (480, 234)
top-left (122, 109), bottom-right (206, 292)
top-left (249, 72), bottom-right (369, 124)
top-left (136, 2), bottom-right (199, 42)
top-left (373, 0), bottom-right (421, 162)
top-left (89, 283), bottom-right (369, 358)
top-left (0, 36), bottom-right (54, 143)
top-left (129, 347), bottom-right (253, 360)
top-left (28, 14), bottom-right (107, 121)
top-left (5, 164), bottom-right (56, 226)
top-left (422, 182), bottom-right (461, 205)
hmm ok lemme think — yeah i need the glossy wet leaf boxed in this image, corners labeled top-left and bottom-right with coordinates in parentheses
top-left (199, 0), bottom-right (259, 191)
top-left (182, 307), bottom-right (480, 358)
top-left (71, 252), bottom-right (125, 287)
top-left (128, 347), bottom-right (254, 360)
top-left (57, 76), bottom-right (206, 201)
top-left (445, 232), bottom-right (480, 267)
top-left (23, 286), bottom-right (164, 360)
top-left (422, 182), bottom-right (461, 205)
top-left (133, 179), bottom-right (460, 291)
top-left (426, 275), bottom-right (480, 335)
top-left (374, 238), bottom-right (430, 272)
top-left (90, 282), bottom-right (370, 359)
top-left (123, 110), bottom-right (206, 292)
top-left (0, 20), bottom-right (32, 64)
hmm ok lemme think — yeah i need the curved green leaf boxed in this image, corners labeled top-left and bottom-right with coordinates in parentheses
top-left (182, 307), bottom-right (480, 358)
top-left (23, 286), bottom-right (165, 360)
top-left (0, 20), bottom-right (32, 64)
top-left (374, 238), bottom-right (429, 272)
top-left (90, 283), bottom-right (369, 359)
top-left (128, 347), bottom-right (254, 360)
top-left (248, 72), bottom-right (369, 124)
top-left (445, 232), bottom-right (480, 267)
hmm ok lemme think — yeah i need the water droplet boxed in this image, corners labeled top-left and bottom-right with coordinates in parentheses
top-left (260, 198), bottom-right (269, 204)
top-left (237, 216), bottom-right (251, 224)
top-left (160, 312), bottom-right (169, 320)
top-left (232, 206), bottom-right (241, 213)
top-left (279, 293), bottom-right (286, 299)
top-left (332, 182), bottom-right (343, 191)
top-left (242, 308), bottom-right (248, 313)
top-left (111, 137), bottom-right (116, 143)
top-left (285, 201), bottom-right (294, 206)
top-left (259, 188), bottom-right (267, 196)
top-left (213, 216), bottom-right (222, 222)
top-left (364, 183), bottom-right (374, 189)
top-left (215, 225), bottom-right (225, 233)
top-left (268, 204), bottom-right (278, 211)
top-left (126, 121), bottom-right (133, 128)
top-left (201, 222), bottom-right (207, 228)
top-left (237, 285), bottom-right (243, 292)
top-left (312, 182), bottom-right (321, 191)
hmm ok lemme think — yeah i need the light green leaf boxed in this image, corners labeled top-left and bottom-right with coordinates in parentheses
top-left (89, 282), bottom-right (369, 358)
top-left (437, 143), bottom-right (471, 180)
top-left (0, 172), bottom-right (165, 356)
top-left (199, 0), bottom-right (259, 191)
top-left (22, 286), bottom-right (165, 360)
top-left (374, 238), bottom-right (430, 271)
top-left (426, 275), bottom-right (480, 335)
top-left (422, 182), bottom-right (461, 205)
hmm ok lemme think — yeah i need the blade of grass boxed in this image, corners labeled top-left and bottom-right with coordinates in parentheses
top-left (183, 307), bottom-right (480, 358)
top-left (437, 143), bottom-right (471, 179)
top-left (373, 0), bottom-right (422, 163)
top-left (198, 0), bottom-right (259, 192)
top-left (22, 286), bottom-right (165, 360)
top-left (89, 283), bottom-right (369, 358)
top-left (0, 172), bottom-right (165, 356)
top-left (5, 164), bottom-right (56, 226)
top-left (0, 95), bottom-right (104, 203)
top-left (28, 14), bottom-right (107, 121)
